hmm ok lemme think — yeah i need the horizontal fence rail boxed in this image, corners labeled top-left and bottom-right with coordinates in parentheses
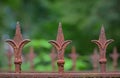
top-left (1, 72), bottom-right (120, 78)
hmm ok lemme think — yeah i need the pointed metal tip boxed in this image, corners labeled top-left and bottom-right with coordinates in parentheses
top-left (56, 22), bottom-right (64, 42)
top-left (99, 25), bottom-right (106, 40)
top-left (17, 21), bottom-right (20, 25)
top-left (58, 22), bottom-right (62, 32)
top-left (16, 24), bottom-right (21, 32)
top-left (113, 46), bottom-right (117, 52)
top-left (16, 21), bottom-right (20, 28)
top-left (16, 21), bottom-right (20, 30)
top-left (72, 46), bottom-right (76, 53)
top-left (101, 25), bottom-right (105, 33)
top-left (58, 22), bottom-right (62, 28)
top-left (14, 21), bottom-right (23, 41)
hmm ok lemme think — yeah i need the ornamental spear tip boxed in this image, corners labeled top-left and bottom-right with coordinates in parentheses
top-left (15, 21), bottom-right (21, 36)
top-left (56, 22), bottom-right (64, 45)
top-left (92, 25), bottom-right (113, 49)
top-left (99, 26), bottom-right (106, 43)
top-left (113, 47), bottom-right (117, 53)
top-left (14, 22), bottom-right (23, 44)
top-left (72, 46), bottom-right (76, 53)
top-left (110, 47), bottom-right (119, 58)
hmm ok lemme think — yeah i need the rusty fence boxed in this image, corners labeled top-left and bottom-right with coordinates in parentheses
top-left (0, 22), bottom-right (120, 78)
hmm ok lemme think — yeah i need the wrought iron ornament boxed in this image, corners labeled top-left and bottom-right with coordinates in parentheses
top-left (6, 22), bottom-right (30, 73)
top-left (49, 22), bottom-right (71, 73)
top-left (110, 47), bottom-right (119, 71)
top-left (91, 48), bottom-right (99, 71)
top-left (6, 46), bottom-right (13, 71)
top-left (92, 26), bottom-right (113, 72)
top-left (69, 46), bottom-right (78, 71)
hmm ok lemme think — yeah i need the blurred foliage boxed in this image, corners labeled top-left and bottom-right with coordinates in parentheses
top-left (0, 0), bottom-right (120, 71)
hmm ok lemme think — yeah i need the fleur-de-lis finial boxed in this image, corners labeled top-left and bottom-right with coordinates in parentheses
top-left (92, 26), bottom-right (113, 72)
top-left (69, 46), bottom-right (78, 71)
top-left (6, 22), bottom-right (30, 73)
top-left (6, 45), bottom-right (13, 71)
top-left (49, 22), bottom-right (71, 73)
top-left (110, 47), bottom-right (119, 71)
top-left (91, 48), bottom-right (99, 71)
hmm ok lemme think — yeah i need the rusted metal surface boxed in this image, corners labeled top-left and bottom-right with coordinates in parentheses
top-left (92, 26), bottom-right (114, 73)
top-left (91, 48), bottom-right (99, 71)
top-left (6, 22), bottom-right (30, 73)
top-left (110, 47), bottom-right (119, 71)
top-left (69, 46), bottom-right (78, 71)
top-left (50, 47), bottom-right (57, 71)
top-left (2, 23), bottom-right (120, 77)
top-left (28, 47), bottom-right (35, 71)
top-left (6, 46), bottom-right (13, 71)
top-left (0, 72), bottom-right (120, 78)
top-left (49, 22), bottom-right (71, 73)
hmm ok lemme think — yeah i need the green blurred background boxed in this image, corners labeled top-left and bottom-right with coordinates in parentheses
top-left (0, 0), bottom-right (120, 72)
